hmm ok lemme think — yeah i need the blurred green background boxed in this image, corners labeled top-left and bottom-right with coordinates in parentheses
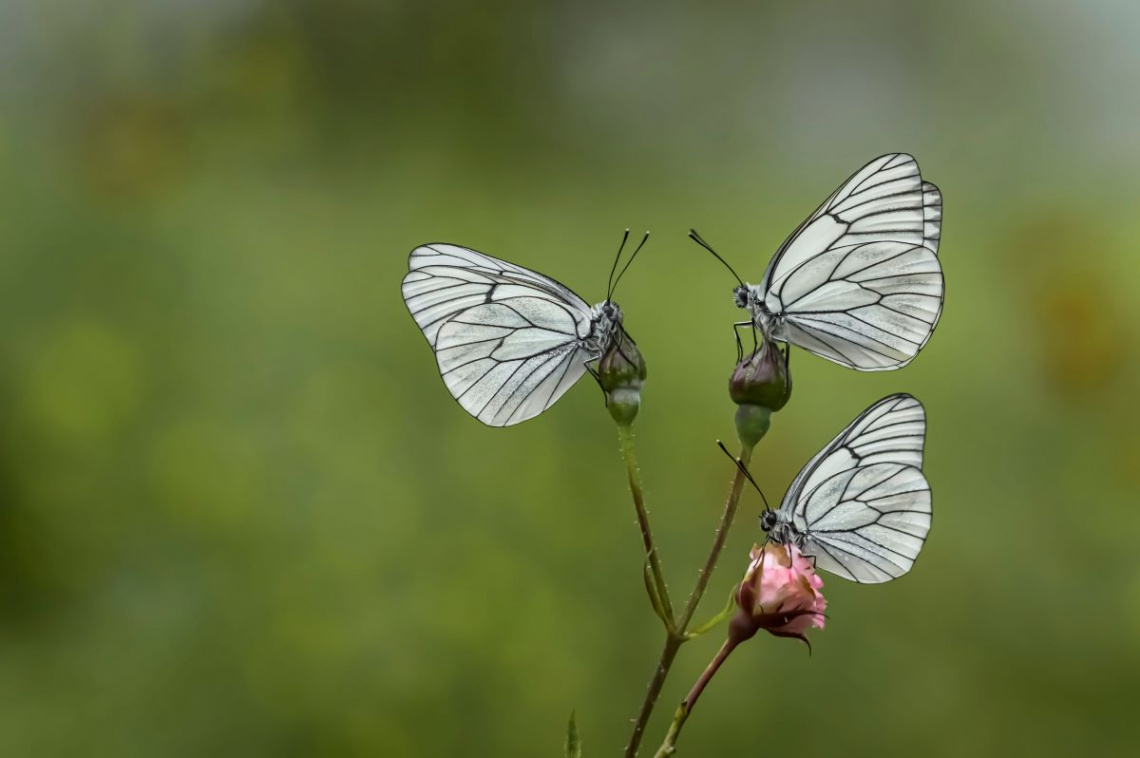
top-left (1, 1), bottom-right (1138, 755)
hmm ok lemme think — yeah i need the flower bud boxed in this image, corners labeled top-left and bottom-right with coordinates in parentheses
top-left (598, 328), bottom-right (647, 426)
top-left (729, 337), bottom-right (791, 410)
top-left (729, 337), bottom-right (791, 447)
top-left (729, 542), bottom-right (826, 648)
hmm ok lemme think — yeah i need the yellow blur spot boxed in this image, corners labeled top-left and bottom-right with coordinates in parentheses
top-left (22, 322), bottom-right (143, 443)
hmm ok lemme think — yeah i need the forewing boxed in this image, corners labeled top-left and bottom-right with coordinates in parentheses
top-left (402, 243), bottom-right (591, 346)
top-left (759, 153), bottom-right (942, 294)
top-left (778, 394), bottom-right (930, 582)
top-left (921, 181), bottom-right (942, 255)
top-left (434, 300), bottom-right (589, 426)
top-left (766, 239), bottom-right (944, 370)
top-left (796, 464), bottom-right (931, 583)
top-left (784, 394), bottom-right (926, 501)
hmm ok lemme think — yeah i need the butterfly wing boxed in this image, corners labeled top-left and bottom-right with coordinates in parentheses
top-left (758, 154), bottom-right (944, 370)
top-left (435, 301), bottom-right (591, 426)
top-left (402, 243), bottom-right (592, 346)
top-left (792, 463), bottom-right (931, 583)
top-left (920, 181), bottom-right (942, 255)
top-left (402, 244), bottom-right (595, 426)
top-left (778, 394), bottom-right (931, 583)
top-left (767, 239), bottom-right (944, 370)
top-left (760, 154), bottom-right (941, 290)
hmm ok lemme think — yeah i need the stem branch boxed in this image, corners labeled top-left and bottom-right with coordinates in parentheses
top-left (618, 425), bottom-right (674, 623)
top-left (623, 635), bottom-right (681, 757)
top-left (652, 639), bottom-right (740, 758)
top-left (677, 444), bottom-right (753, 631)
top-left (624, 441), bottom-right (755, 757)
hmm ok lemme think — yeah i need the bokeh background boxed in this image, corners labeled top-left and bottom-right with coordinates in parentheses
top-left (2, 1), bottom-right (1138, 755)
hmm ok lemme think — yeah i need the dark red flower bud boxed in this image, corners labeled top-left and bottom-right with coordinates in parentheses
top-left (729, 337), bottom-right (791, 411)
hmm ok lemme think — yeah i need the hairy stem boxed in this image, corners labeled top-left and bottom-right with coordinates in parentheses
top-left (624, 635), bottom-right (681, 758)
top-left (617, 425), bottom-right (674, 623)
top-left (677, 443), bottom-right (753, 631)
top-left (624, 441), bottom-right (755, 757)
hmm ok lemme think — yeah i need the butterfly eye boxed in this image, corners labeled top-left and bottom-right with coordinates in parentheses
top-left (733, 286), bottom-right (749, 308)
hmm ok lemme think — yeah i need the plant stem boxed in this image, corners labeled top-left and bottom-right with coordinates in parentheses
top-left (652, 639), bottom-right (740, 758)
top-left (624, 634), bottom-right (681, 758)
top-left (677, 443), bottom-right (753, 631)
top-left (624, 441), bottom-right (755, 757)
top-left (617, 424), bottom-right (674, 623)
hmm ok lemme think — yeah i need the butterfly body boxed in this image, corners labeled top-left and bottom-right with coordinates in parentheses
top-left (583, 301), bottom-right (625, 356)
top-left (735, 284), bottom-right (785, 341)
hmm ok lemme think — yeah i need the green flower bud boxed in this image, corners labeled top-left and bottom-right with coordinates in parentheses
top-left (607, 388), bottom-right (640, 426)
top-left (734, 404), bottom-right (771, 448)
top-left (598, 328), bottom-right (647, 426)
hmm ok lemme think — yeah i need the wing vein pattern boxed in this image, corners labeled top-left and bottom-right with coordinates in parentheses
top-left (778, 394), bottom-right (932, 583)
top-left (758, 154), bottom-right (944, 370)
top-left (402, 243), bottom-right (595, 426)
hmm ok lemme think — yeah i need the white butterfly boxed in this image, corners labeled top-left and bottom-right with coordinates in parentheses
top-left (729, 394), bottom-right (932, 583)
top-left (401, 234), bottom-right (646, 426)
top-left (694, 153), bottom-right (944, 370)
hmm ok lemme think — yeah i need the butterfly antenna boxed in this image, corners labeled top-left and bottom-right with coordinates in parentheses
top-left (689, 229), bottom-right (744, 287)
top-left (606, 229), bottom-right (631, 300)
top-left (716, 440), bottom-right (771, 511)
top-left (610, 230), bottom-right (650, 298)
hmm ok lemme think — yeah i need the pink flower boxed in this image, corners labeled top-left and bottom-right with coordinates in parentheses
top-left (730, 542), bottom-right (826, 648)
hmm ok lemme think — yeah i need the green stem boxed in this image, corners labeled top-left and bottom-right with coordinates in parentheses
top-left (677, 443), bottom-right (753, 631)
top-left (623, 634), bottom-right (681, 758)
top-left (652, 639), bottom-right (740, 758)
top-left (624, 441), bottom-right (755, 757)
top-left (617, 424), bottom-right (674, 623)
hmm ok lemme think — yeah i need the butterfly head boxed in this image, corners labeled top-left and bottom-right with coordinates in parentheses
top-left (766, 517), bottom-right (801, 549)
top-left (587, 300), bottom-right (626, 353)
top-left (592, 299), bottom-right (624, 332)
top-left (733, 284), bottom-right (750, 309)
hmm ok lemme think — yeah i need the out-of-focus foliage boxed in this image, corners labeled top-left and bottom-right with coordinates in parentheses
top-left (1, 1), bottom-right (1137, 755)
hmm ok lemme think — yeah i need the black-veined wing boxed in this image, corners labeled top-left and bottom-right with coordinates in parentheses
top-left (757, 154), bottom-right (944, 370)
top-left (435, 301), bottom-right (592, 426)
top-left (759, 153), bottom-right (941, 291)
top-left (402, 243), bottom-right (591, 346)
top-left (780, 394), bottom-right (931, 583)
top-left (402, 243), bottom-right (597, 427)
top-left (766, 239), bottom-right (944, 370)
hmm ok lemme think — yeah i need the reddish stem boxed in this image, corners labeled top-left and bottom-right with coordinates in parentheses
top-left (684, 638), bottom-right (739, 715)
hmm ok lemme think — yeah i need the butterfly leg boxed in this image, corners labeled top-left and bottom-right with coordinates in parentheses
top-left (586, 365), bottom-right (608, 405)
top-left (796, 535), bottom-right (813, 565)
top-left (732, 321), bottom-right (753, 360)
